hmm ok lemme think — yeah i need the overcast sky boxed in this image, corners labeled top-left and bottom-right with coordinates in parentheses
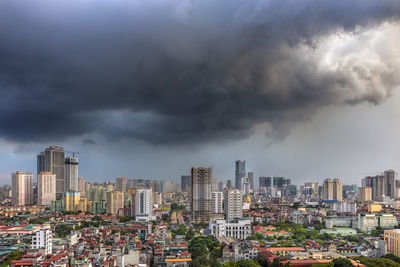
top-left (1, 0), bottom-right (400, 186)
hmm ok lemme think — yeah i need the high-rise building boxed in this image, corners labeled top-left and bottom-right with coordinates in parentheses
top-left (363, 170), bottom-right (397, 200)
top-left (181, 175), bottom-right (191, 192)
top-left (38, 172), bottom-right (56, 206)
top-left (241, 177), bottom-right (250, 195)
top-left (226, 180), bottom-right (233, 189)
top-left (322, 178), bottom-right (342, 201)
top-left (212, 178), bottom-right (219, 192)
top-left (385, 170), bottom-right (396, 199)
top-left (65, 157), bottom-right (78, 192)
top-left (78, 177), bottom-right (88, 197)
top-left (247, 172), bottom-right (254, 190)
top-left (115, 177), bottom-right (127, 192)
top-left (211, 191), bottom-right (223, 214)
top-left (358, 187), bottom-right (372, 202)
top-left (32, 229), bottom-right (52, 255)
top-left (235, 160), bottom-right (246, 189)
top-left (385, 229), bottom-right (400, 257)
top-left (191, 167), bottom-right (212, 223)
top-left (106, 191), bottom-right (124, 215)
top-left (64, 191), bottom-right (80, 212)
top-left (218, 181), bottom-right (225, 191)
top-left (135, 188), bottom-right (152, 221)
top-left (224, 188), bottom-right (242, 220)
top-left (259, 176), bottom-right (272, 188)
top-left (37, 152), bottom-right (45, 174)
top-left (11, 171), bottom-right (33, 205)
top-left (44, 146), bottom-right (65, 197)
top-left (273, 177), bottom-right (285, 189)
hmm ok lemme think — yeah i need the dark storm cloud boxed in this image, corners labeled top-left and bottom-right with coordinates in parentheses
top-left (0, 0), bottom-right (400, 144)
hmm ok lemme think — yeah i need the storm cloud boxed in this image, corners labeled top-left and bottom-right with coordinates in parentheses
top-left (1, 0), bottom-right (400, 144)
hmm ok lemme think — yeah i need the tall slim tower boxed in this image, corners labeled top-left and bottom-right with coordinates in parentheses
top-left (44, 146), bottom-right (65, 197)
top-left (38, 172), bottom-right (56, 206)
top-left (248, 172), bottom-right (254, 190)
top-left (224, 188), bottom-right (243, 220)
top-left (235, 160), bottom-right (246, 189)
top-left (11, 171), bottom-right (34, 205)
top-left (181, 175), bottom-right (192, 192)
top-left (65, 157), bottom-right (79, 192)
top-left (37, 152), bottom-right (45, 174)
top-left (115, 177), bottom-right (127, 192)
top-left (135, 188), bottom-right (152, 221)
top-left (191, 167), bottom-right (212, 223)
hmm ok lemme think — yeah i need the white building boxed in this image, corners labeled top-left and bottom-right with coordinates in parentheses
top-left (328, 202), bottom-right (357, 214)
top-left (209, 219), bottom-right (251, 239)
top-left (356, 214), bottom-right (398, 232)
top-left (135, 188), bottom-right (152, 222)
top-left (212, 191), bottom-right (224, 214)
top-left (38, 172), bottom-right (56, 206)
top-left (241, 177), bottom-right (250, 195)
top-left (32, 229), bottom-right (52, 255)
top-left (64, 157), bottom-right (79, 192)
top-left (224, 189), bottom-right (242, 220)
top-left (12, 171), bottom-right (33, 205)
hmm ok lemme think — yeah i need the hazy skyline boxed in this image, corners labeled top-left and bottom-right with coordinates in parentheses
top-left (1, 0), bottom-right (400, 186)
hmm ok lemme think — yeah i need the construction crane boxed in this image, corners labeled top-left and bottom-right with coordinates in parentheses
top-left (65, 151), bottom-right (80, 158)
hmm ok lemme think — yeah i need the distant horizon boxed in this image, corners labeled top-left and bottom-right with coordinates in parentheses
top-left (1, 0), bottom-right (400, 188)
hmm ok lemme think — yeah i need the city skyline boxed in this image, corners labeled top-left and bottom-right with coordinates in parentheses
top-left (1, 0), bottom-right (400, 185)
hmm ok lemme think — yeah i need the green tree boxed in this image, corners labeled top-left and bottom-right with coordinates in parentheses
top-left (270, 258), bottom-right (283, 267)
top-left (56, 224), bottom-right (73, 238)
top-left (185, 228), bottom-right (195, 240)
top-left (0, 250), bottom-right (24, 267)
top-left (332, 258), bottom-right (353, 267)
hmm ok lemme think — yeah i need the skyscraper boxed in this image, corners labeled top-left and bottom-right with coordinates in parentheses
top-left (191, 167), bottom-right (212, 223)
top-left (11, 171), bottom-right (34, 205)
top-left (65, 157), bottom-right (78, 192)
top-left (212, 178), bottom-right (219, 191)
top-left (235, 160), bottom-right (246, 189)
top-left (64, 191), bottom-right (80, 212)
top-left (224, 188), bottom-right (242, 220)
top-left (259, 176), bottom-right (272, 188)
top-left (273, 177), bottom-right (285, 188)
top-left (37, 152), bottom-right (45, 174)
top-left (135, 188), bottom-right (152, 221)
top-left (322, 178), bottom-right (342, 201)
top-left (115, 177), bottom-right (127, 192)
top-left (38, 172), bottom-right (56, 206)
top-left (211, 191), bottom-right (223, 214)
top-left (241, 177), bottom-right (250, 195)
top-left (385, 170), bottom-right (396, 199)
top-left (181, 175), bottom-right (191, 192)
top-left (247, 172), bottom-right (254, 190)
top-left (226, 180), bottom-right (233, 189)
top-left (44, 146), bottom-right (65, 198)
top-left (358, 187), bottom-right (372, 202)
top-left (78, 177), bottom-right (87, 197)
top-left (106, 191), bottom-right (124, 215)
top-left (362, 170), bottom-right (397, 200)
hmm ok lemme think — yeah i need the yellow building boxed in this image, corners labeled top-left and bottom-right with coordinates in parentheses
top-left (243, 194), bottom-right (252, 205)
top-left (78, 197), bottom-right (87, 212)
top-left (385, 229), bottom-right (400, 256)
top-left (358, 187), bottom-right (372, 202)
top-left (106, 191), bottom-right (124, 215)
top-left (64, 191), bottom-right (81, 212)
top-left (368, 204), bottom-right (382, 213)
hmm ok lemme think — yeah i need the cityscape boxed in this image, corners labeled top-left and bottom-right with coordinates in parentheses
top-left (2, 0), bottom-right (400, 267)
top-left (1, 146), bottom-right (400, 266)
